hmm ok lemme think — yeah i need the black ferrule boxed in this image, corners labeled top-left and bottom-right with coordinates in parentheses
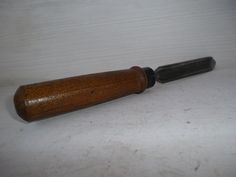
top-left (142, 67), bottom-right (156, 88)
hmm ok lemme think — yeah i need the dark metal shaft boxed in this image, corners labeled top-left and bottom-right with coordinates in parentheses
top-left (155, 57), bottom-right (216, 83)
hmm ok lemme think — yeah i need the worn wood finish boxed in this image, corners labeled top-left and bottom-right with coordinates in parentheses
top-left (14, 66), bottom-right (148, 122)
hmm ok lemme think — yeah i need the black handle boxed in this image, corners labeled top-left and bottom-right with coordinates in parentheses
top-left (155, 57), bottom-right (216, 83)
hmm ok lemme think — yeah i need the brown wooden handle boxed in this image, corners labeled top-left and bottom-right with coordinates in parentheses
top-left (14, 66), bottom-right (149, 122)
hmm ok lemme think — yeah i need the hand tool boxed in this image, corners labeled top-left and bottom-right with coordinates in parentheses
top-left (14, 57), bottom-right (216, 122)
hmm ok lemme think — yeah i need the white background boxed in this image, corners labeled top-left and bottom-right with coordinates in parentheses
top-left (0, 0), bottom-right (236, 177)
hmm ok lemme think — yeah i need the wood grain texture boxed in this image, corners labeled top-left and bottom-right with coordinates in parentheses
top-left (14, 66), bottom-right (147, 121)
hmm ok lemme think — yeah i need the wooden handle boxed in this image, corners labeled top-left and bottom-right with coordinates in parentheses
top-left (14, 66), bottom-right (149, 122)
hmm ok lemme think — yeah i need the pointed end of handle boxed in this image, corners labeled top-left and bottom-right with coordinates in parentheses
top-left (155, 57), bottom-right (216, 83)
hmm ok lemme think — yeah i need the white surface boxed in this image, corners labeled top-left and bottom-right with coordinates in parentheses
top-left (0, 0), bottom-right (236, 177)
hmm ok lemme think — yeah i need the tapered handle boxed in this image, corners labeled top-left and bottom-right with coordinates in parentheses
top-left (14, 66), bottom-right (149, 122)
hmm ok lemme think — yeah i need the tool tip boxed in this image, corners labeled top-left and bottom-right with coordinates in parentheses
top-left (209, 56), bottom-right (216, 70)
top-left (155, 56), bottom-right (216, 83)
